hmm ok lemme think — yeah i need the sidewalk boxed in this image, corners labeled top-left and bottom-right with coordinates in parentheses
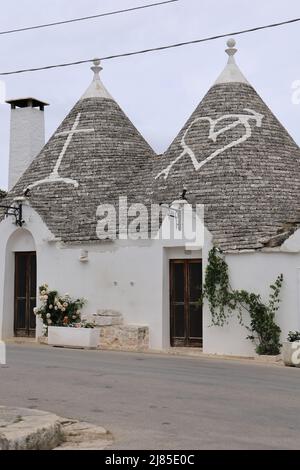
top-left (4, 337), bottom-right (284, 367)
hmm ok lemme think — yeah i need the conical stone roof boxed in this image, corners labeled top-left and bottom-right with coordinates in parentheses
top-left (2, 60), bottom-right (154, 242)
top-left (151, 39), bottom-right (300, 251)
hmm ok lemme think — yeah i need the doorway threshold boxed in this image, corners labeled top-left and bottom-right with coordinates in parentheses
top-left (6, 337), bottom-right (37, 345)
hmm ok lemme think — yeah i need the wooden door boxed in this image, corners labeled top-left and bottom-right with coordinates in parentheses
top-left (14, 252), bottom-right (37, 337)
top-left (170, 259), bottom-right (202, 347)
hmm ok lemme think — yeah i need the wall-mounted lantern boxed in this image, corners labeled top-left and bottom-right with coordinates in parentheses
top-left (0, 196), bottom-right (25, 227)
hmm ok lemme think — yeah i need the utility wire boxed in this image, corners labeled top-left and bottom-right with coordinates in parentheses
top-left (0, 15), bottom-right (299, 76)
top-left (0, 0), bottom-right (179, 36)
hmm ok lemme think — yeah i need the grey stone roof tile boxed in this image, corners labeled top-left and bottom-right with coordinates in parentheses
top-left (2, 68), bottom-right (300, 252)
top-left (151, 82), bottom-right (300, 251)
top-left (1, 96), bottom-right (155, 243)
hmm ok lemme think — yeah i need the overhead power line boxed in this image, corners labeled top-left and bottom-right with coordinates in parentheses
top-left (0, 0), bottom-right (179, 36)
top-left (0, 15), bottom-right (299, 76)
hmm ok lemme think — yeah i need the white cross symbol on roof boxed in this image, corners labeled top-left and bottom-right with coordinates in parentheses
top-left (26, 113), bottom-right (94, 191)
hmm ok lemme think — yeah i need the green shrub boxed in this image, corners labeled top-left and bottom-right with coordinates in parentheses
top-left (202, 248), bottom-right (283, 355)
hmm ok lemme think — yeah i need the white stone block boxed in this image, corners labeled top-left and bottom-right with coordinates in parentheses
top-left (282, 341), bottom-right (300, 367)
top-left (82, 310), bottom-right (123, 326)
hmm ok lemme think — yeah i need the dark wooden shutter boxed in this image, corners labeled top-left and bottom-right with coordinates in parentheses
top-left (14, 252), bottom-right (37, 337)
top-left (170, 259), bottom-right (202, 347)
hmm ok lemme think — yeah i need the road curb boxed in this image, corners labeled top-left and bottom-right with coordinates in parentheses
top-left (0, 407), bottom-right (63, 450)
top-left (0, 407), bottom-right (113, 451)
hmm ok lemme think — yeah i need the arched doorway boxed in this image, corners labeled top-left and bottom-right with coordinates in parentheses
top-left (3, 229), bottom-right (37, 338)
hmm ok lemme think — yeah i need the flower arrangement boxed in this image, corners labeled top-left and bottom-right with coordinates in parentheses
top-left (287, 331), bottom-right (300, 342)
top-left (34, 284), bottom-right (86, 328)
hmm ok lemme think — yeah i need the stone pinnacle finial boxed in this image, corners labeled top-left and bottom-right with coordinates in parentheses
top-left (214, 37), bottom-right (249, 85)
top-left (91, 58), bottom-right (102, 80)
top-left (81, 58), bottom-right (112, 100)
top-left (225, 38), bottom-right (237, 58)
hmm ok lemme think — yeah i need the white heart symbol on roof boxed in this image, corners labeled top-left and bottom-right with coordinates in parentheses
top-left (155, 108), bottom-right (264, 180)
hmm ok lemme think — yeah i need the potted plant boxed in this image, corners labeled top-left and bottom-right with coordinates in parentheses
top-left (282, 331), bottom-right (300, 367)
top-left (47, 322), bottom-right (99, 349)
top-left (34, 284), bottom-right (99, 349)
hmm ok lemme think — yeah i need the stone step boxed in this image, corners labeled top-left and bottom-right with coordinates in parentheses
top-left (82, 310), bottom-right (124, 327)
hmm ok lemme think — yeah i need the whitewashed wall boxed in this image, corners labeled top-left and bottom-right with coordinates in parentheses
top-left (0, 204), bottom-right (204, 350)
top-left (8, 107), bottom-right (45, 190)
top-left (203, 250), bottom-right (300, 356)
top-left (1, 203), bottom-right (300, 355)
top-left (0, 203), bottom-right (53, 339)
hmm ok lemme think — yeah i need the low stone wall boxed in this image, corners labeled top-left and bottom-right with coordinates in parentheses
top-left (99, 324), bottom-right (149, 352)
top-left (82, 310), bottom-right (149, 352)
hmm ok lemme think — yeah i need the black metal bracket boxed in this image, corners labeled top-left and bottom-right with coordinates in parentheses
top-left (0, 202), bottom-right (24, 227)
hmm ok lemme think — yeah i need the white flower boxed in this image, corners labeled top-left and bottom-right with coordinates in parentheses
top-left (61, 307), bottom-right (66, 312)
top-left (42, 325), bottom-right (48, 336)
top-left (54, 306), bottom-right (58, 311)
top-left (63, 302), bottom-right (68, 308)
top-left (33, 307), bottom-right (38, 314)
top-left (43, 295), bottom-right (48, 301)
top-left (72, 315), bottom-right (77, 319)
top-left (47, 319), bottom-right (52, 325)
top-left (49, 305), bottom-right (53, 309)
top-left (41, 290), bottom-right (46, 295)
top-left (46, 313), bottom-right (51, 319)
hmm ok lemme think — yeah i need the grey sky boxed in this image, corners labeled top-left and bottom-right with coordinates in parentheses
top-left (0, 0), bottom-right (300, 190)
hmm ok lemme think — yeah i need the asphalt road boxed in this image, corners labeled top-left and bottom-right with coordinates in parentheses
top-left (0, 344), bottom-right (300, 450)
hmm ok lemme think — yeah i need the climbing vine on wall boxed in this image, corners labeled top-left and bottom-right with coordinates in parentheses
top-left (202, 248), bottom-right (283, 355)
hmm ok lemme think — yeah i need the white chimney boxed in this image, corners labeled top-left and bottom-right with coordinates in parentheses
top-left (6, 97), bottom-right (49, 190)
